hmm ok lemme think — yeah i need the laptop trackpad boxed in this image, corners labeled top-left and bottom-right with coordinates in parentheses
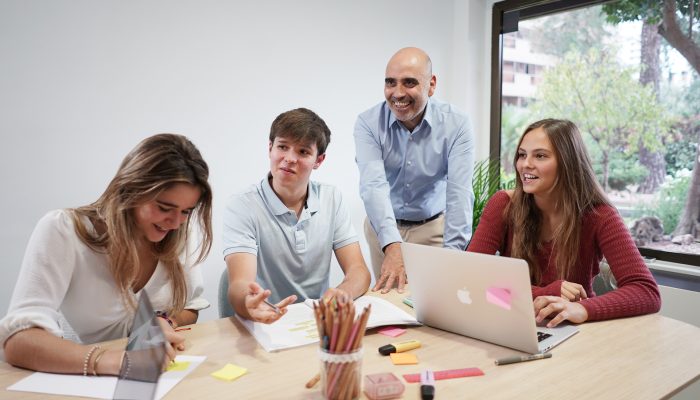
top-left (536, 321), bottom-right (579, 353)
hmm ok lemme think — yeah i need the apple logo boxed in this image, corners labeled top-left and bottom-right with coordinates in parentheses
top-left (456, 287), bottom-right (472, 304)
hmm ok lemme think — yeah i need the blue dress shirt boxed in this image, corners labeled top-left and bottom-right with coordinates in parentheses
top-left (354, 98), bottom-right (475, 250)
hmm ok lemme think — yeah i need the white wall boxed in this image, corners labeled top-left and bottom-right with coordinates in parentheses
top-left (0, 0), bottom-right (492, 322)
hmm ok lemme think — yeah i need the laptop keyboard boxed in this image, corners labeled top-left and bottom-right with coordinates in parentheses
top-left (537, 331), bottom-right (552, 342)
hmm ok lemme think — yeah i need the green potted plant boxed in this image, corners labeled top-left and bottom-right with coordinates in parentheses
top-left (472, 159), bottom-right (513, 230)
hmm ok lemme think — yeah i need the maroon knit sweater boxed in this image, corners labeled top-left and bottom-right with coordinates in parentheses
top-left (467, 191), bottom-right (661, 321)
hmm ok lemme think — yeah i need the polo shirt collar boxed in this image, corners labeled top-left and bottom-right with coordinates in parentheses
top-left (306, 181), bottom-right (320, 215)
top-left (261, 173), bottom-right (320, 216)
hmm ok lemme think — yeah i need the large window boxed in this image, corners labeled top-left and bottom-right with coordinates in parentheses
top-left (491, 0), bottom-right (700, 267)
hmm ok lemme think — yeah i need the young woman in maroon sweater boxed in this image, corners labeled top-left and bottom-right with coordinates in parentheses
top-left (468, 119), bottom-right (660, 328)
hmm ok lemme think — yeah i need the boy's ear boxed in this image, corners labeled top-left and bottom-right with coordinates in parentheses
top-left (313, 153), bottom-right (326, 169)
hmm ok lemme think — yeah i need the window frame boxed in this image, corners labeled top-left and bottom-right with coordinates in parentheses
top-left (490, 0), bottom-right (700, 267)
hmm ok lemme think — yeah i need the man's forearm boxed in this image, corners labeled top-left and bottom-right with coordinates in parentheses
top-left (228, 280), bottom-right (253, 319)
top-left (444, 181), bottom-right (474, 250)
top-left (336, 269), bottom-right (371, 299)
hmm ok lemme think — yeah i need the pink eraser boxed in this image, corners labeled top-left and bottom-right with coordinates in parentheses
top-left (364, 372), bottom-right (405, 400)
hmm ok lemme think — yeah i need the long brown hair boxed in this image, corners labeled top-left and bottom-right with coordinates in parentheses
top-left (507, 119), bottom-right (609, 284)
top-left (70, 134), bottom-right (213, 313)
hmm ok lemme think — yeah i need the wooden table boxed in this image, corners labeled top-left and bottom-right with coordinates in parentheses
top-left (2, 290), bottom-right (700, 399)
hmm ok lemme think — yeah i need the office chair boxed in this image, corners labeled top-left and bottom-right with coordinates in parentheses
top-left (218, 268), bottom-right (236, 318)
top-left (592, 258), bottom-right (617, 296)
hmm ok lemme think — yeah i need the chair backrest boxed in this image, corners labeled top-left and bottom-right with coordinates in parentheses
top-left (218, 268), bottom-right (236, 318)
top-left (592, 258), bottom-right (617, 296)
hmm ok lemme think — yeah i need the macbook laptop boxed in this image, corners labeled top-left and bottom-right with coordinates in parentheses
top-left (113, 291), bottom-right (167, 400)
top-left (402, 242), bottom-right (579, 354)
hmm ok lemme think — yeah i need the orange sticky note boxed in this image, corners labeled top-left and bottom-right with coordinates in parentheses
top-left (390, 352), bottom-right (418, 365)
top-left (486, 287), bottom-right (511, 310)
top-left (211, 363), bottom-right (248, 381)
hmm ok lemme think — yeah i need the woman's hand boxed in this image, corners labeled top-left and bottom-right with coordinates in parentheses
top-left (156, 316), bottom-right (186, 352)
top-left (245, 282), bottom-right (296, 324)
top-left (533, 295), bottom-right (589, 328)
top-left (560, 280), bottom-right (588, 302)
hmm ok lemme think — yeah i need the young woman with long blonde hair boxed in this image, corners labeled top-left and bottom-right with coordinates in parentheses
top-left (0, 133), bottom-right (212, 376)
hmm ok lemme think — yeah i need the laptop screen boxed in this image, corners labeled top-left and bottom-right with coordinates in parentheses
top-left (112, 291), bottom-right (167, 400)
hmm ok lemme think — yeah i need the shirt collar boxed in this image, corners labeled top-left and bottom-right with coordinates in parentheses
top-left (306, 182), bottom-right (320, 214)
top-left (387, 97), bottom-right (434, 131)
top-left (261, 173), bottom-right (320, 216)
top-left (421, 98), bottom-right (435, 128)
top-left (261, 174), bottom-right (289, 216)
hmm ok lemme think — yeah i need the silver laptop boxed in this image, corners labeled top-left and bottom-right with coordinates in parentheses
top-left (402, 242), bottom-right (578, 354)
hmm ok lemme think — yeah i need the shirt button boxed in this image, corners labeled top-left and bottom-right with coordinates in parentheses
top-left (408, 136), bottom-right (413, 141)
top-left (405, 183), bottom-right (410, 187)
top-left (404, 202), bottom-right (408, 206)
top-left (407, 161), bottom-right (412, 166)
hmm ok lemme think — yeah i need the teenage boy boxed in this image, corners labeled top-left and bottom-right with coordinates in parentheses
top-left (223, 108), bottom-right (371, 323)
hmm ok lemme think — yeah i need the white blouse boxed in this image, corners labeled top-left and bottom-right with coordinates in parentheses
top-left (0, 210), bottom-right (209, 355)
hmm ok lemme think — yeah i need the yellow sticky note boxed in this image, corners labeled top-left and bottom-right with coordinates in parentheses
top-left (390, 352), bottom-right (418, 365)
top-left (166, 361), bottom-right (190, 372)
top-left (211, 363), bottom-right (248, 382)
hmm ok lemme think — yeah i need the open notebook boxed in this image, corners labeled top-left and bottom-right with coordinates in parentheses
top-left (236, 296), bottom-right (419, 352)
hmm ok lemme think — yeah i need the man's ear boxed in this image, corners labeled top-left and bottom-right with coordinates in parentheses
top-left (268, 141), bottom-right (273, 152)
top-left (428, 74), bottom-right (437, 97)
top-left (313, 153), bottom-right (326, 169)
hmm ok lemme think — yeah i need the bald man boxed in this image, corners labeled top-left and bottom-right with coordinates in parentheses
top-left (354, 47), bottom-right (475, 293)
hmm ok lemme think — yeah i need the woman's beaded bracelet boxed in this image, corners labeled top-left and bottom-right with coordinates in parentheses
top-left (155, 311), bottom-right (175, 328)
top-left (82, 345), bottom-right (101, 376)
top-left (122, 352), bottom-right (131, 379)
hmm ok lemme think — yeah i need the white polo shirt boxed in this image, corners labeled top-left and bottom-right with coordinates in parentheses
top-left (222, 175), bottom-right (358, 303)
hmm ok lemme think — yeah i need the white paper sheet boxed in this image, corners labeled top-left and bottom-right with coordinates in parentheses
top-left (236, 303), bottom-right (319, 352)
top-left (238, 296), bottom-right (421, 353)
top-left (304, 296), bottom-right (420, 329)
top-left (6, 354), bottom-right (205, 399)
top-left (353, 296), bottom-right (421, 329)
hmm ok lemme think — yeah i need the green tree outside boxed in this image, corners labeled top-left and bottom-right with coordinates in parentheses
top-left (531, 48), bottom-right (670, 192)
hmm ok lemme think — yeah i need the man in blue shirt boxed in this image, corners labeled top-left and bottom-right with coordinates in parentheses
top-left (354, 47), bottom-right (475, 293)
top-left (224, 108), bottom-right (371, 323)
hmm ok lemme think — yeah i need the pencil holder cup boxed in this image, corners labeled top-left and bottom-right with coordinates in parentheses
top-left (319, 347), bottom-right (364, 400)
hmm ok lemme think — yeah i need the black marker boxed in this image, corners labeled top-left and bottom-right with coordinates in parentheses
top-left (420, 370), bottom-right (435, 400)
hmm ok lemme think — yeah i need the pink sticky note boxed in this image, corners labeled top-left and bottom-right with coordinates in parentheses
top-left (486, 287), bottom-right (511, 310)
top-left (379, 327), bottom-right (407, 337)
